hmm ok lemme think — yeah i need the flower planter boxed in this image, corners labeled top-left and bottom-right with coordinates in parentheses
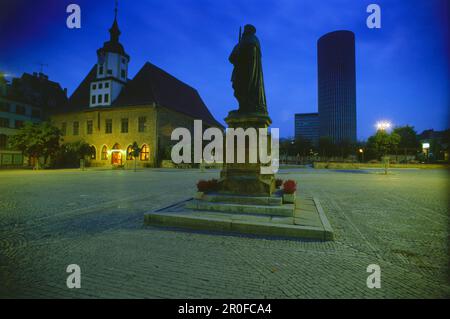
top-left (194, 191), bottom-right (204, 200)
top-left (283, 193), bottom-right (296, 204)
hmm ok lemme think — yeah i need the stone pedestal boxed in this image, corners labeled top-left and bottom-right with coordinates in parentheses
top-left (219, 110), bottom-right (275, 196)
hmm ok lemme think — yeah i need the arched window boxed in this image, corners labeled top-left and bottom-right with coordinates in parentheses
top-left (112, 143), bottom-right (121, 150)
top-left (126, 145), bottom-right (133, 160)
top-left (90, 146), bottom-right (96, 160)
top-left (140, 144), bottom-right (150, 161)
top-left (101, 145), bottom-right (108, 160)
top-left (0, 134), bottom-right (7, 150)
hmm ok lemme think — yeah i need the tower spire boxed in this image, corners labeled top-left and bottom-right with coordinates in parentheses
top-left (109, 0), bottom-right (121, 42)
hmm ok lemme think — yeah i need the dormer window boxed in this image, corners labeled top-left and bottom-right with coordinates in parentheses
top-left (121, 70), bottom-right (126, 78)
top-left (99, 65), bottom-right (104, 75)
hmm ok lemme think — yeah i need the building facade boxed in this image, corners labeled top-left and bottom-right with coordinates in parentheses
top-left (294, 113), bottom-right (319, 145)
top-left (317, 30), bottom-right (356, 143)
top-left (51, 9), bottom-right (222, 168)
top-left (0, 72), bottom-right (67, 167)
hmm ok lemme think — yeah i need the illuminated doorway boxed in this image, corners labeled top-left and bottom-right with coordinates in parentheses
top-left (111, 143), bottom-right (122, 165)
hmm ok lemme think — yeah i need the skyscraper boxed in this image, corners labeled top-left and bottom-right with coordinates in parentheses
top-left (295, 112), bottom-right (319, 145)
top-left (317, 30), bottom-right (356, 143)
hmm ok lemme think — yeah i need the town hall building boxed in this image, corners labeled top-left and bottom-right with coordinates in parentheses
top-left (51, 9), bottom-right (222, 168)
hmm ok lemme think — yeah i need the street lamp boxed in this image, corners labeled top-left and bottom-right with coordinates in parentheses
top-left (359, 148), bottom-right (364, 163)
top-left (376, 120), bottom-right (392, 131)
top-left (422, 142), bottom-right (430, 163)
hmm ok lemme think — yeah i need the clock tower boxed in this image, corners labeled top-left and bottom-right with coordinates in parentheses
top-left (89, 2), bottom-right (129, 107)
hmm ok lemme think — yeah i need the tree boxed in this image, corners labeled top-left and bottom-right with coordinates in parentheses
top-left (52, 140), bottom-right (94, 168)
top-left (318, 136), bottom-right (334, 158)
top-left (366, 130), bottom-right (400, 159)
top-left (9, 122), bottom-right (61, 169)
top-left (392, 125), bottom-right (420, 158)
top-left (131, 141), bottom-right (141, 172)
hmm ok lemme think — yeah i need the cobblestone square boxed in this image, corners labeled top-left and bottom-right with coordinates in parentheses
top-left (0, 168), bottom-right (448, 298)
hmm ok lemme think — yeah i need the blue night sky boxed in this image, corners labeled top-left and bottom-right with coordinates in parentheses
top-left (0, 0), bottom-right (448, 139)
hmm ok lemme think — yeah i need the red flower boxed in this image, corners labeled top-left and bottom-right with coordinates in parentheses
top-left (283, 180), bottom-right (297, 194)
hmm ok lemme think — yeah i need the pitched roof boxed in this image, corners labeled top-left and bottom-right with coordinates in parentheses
top-left (61, 62), bottom-right (223, 128)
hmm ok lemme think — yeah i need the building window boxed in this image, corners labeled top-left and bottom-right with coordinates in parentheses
top-left (105, 82), bottom-right (109, 88)
top-left (138, 116), bottom-right (146, 132)
top-left (0, 102), bottom-right (9, 112)
top-left (105, 119), bottom-right (112, 134)
top-left (73, 121), bottom-right (79, 135)
top-left (90, 145), bottom-right (96, 160)
top-left (91, 95), bottom-right (96, 104)
top-left (140, 144), bottom-right (150, 161)
top-left (15, 105), bottom-right (26, 115)
top-left (0, 117), bottom-right (9, 128)
top-left (104, 94), bottom-right (109, 103)
top-left (121, 118), bottom-right (128, 133)
top-left (61, 122), bottom-right (67, 136)
top-left (98, 94), bottom-right (103, 103)
top-left (15, 120), bottom-right (24, 129)
top-left (101, 145), bottom-right (108, 160)
top-left (99, 83), bottom-right (103, 89)
top-left (87, 120), bottom-right (93, 134)
top-left (99, 65), bottom-right (104, 75)
top-left (0, 134), bottom-right (7, 149)
top-left (122, 58), bottom-right (126, 64)
top-left (92, 84), bottom-right (97, 90)
top-left (31, 109), bottom-right (41, 118)
top-left (107, 69), bottom-right (112, 75)
top-left (121, 70), bottom-right (126, 78)
top-left (126, 145), bottom-right (133, 160)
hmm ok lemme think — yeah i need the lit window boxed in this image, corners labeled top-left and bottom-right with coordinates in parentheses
top-left (90, 146), bottom-right (96, 159)
top-left (126, 145), bottom-right (133, 160)
top-left (140, 144), bottom-right (150, 161)
top-left (101, 145), bottom-right (108, 160)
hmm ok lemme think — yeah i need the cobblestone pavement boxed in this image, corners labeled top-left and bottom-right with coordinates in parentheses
top-left (0, 168), bottom-right (448, 298)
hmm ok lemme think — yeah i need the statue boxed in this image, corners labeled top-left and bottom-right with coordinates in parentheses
top-left (229, 24), bottom-right (267, 114)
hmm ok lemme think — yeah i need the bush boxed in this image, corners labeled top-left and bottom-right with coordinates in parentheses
top-left (197, 179), bottom-right (220, 193)
top-left (275, 178), bottom-right (283, 188)
top-left (283, 180), bottom-right (297, 194)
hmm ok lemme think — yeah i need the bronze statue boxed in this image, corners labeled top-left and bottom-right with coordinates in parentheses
top-left (229, 24), bottom-right (267, 114)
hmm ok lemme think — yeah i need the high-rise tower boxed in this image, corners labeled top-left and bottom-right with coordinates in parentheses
top-left (317, 30), bottom-right (356, 143)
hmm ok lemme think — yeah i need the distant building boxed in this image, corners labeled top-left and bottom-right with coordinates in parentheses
top-left (0, 72), bottom-right (67, 167)
top-left (317, 30), bottom-right (356, 143)
top-left (294, 113), bottom-right (319, 145)
top-left (418, 129), bottom-right (449, 162)
top-left (51, 8), bottom-right (222, 168)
